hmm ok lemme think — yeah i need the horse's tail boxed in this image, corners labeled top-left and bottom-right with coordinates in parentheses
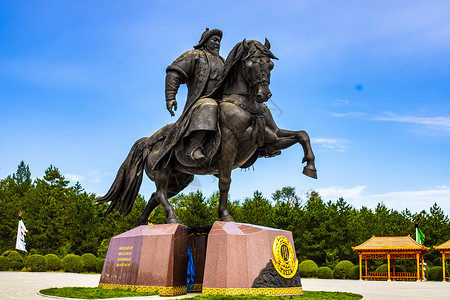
top-left (96, 137), bottom-right (148, 216)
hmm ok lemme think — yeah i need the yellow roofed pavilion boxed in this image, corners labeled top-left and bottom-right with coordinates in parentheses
top-left (353, 235), bottom-right (429, 281)
top-left (434, 240), bottom-right (450, 282)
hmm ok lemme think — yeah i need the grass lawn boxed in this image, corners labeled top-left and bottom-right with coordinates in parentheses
top-left (39, 287), bottom-right (158, 299)
top-left (39, 288), bottom-right (363, 299)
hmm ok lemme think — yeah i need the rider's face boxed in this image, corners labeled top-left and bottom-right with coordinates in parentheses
top-left (205, 35), bottom-right (221, 55)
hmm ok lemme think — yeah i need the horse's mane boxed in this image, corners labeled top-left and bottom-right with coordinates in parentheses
top-left (207, 40), bottom-right (277, 100)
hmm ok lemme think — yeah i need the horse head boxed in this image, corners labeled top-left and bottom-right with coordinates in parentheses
top-left (241, 39), bottom-right (278, 103)
top-left (212, 39), bottom-right (278, 104)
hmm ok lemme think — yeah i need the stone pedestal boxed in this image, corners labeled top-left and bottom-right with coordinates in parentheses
top-left (98, 224), bottom-right (188, 296)
top-left (202, 222), bottom-right (303, 296)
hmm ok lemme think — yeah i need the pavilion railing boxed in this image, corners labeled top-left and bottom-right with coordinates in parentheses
top-left (363, 272), bottom-right (418, 281)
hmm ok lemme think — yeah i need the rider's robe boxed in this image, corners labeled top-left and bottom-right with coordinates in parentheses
top-left (150, 49), bottom-right (224, 170)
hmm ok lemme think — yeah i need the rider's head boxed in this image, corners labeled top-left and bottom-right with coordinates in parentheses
top-left (194, 28), bottom-right (222, 55)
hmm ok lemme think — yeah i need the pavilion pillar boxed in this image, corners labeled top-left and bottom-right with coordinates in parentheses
top-left (393, 258), bottom-right (396, 279)
top-left (365, 258), bottom-right (368, 278)
top-left (359, 254), bottom-right (362, 280)
top-left (416, 253), bottom-right (420, 281)
top-left (387, 253), bottom-right (391, 281)
top-left (421, 254), bottom-right (424, 281)
top-left (443, 252), bottom-right (446, 282)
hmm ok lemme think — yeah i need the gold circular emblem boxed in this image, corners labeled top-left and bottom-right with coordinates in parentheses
top-left (271, 235), bottom-right (298, 278)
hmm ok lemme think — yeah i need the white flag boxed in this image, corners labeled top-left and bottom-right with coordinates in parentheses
top-left (16, 218), bottom-right (27, 252)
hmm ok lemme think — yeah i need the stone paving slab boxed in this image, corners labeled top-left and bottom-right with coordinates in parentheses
top-left (1, 272), bottom-right (450, 299)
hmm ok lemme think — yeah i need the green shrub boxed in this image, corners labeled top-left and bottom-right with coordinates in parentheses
top-left (62, 254), bottom-right (84, 273)
top-left (0, 256), bottom-right (10, 271)
top-left (374, 264), bottom-right (405, 273)
top-left (81, 253), bottom-right (98, 272)
top-left (2, 250), bottom-right (15, 257)
top-left (426, 266), bottom-right (445, 281)
top-left (45, 254), bottom-right (61, 271)
top-left (298, 260), bottom-right (319, 278)
top-left (333, 260), bottom-right (355, 279)
top-left (348, 266), bottom-right (361, 279)
top-left (97, 239), bottom-right (110, 259)
top-left (374, 264), bottom-right (388, 273)
top-left (7, 251), bottom-right (24, 271)
top-left (316, 266), bottom-right (333, 279)
top-left (96, 258), bottom-right (105, 273)
top-left (26, 255), bottom-right (47, 272)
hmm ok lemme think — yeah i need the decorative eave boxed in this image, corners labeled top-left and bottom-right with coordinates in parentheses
top-left (352, 235), bottom-right (430, 253)
top-left (434, 239), bottom-right (450, 252)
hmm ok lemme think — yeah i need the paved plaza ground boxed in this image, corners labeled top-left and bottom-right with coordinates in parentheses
top-left (1, 272), bottom-right (449, 300)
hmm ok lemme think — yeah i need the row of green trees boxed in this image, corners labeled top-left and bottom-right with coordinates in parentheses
top-left (1, 162), bottom-right (450, 268)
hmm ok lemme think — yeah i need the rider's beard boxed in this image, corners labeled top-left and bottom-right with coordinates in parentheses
top-left (207, 48), bottom-right (220, 57)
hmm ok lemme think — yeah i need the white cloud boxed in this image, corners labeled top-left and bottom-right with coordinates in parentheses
top-left (64, 173), bottom-right (84, 183)
top-left (89, 169), bottom-right (111, 183)
top-left (316, 185), bottom-right (450, 214)
top-left (331, 112), bottom-right (366, 119)
top-left (330, 99), bottom-right (350, 106)
top-left (312, 138), bottom-right (348, 152)
top-left (317, 185), bottom-right (367, 201)
top-left (374, 113), bottom-right (450, 133)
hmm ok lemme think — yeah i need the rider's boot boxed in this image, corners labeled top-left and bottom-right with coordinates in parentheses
top-left (186, 130), bottom-right (207, 164)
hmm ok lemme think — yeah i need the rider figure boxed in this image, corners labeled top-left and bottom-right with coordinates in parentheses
top-left (165, 28), bottom-right (225, 163)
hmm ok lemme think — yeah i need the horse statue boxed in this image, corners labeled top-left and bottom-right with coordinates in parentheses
top-left (96, 39), bottom-right (317, 224)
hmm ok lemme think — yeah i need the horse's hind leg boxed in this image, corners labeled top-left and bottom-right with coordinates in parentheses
top-left (137, 193), bottom-right (159, 225)
top-left (267, 129), bottom-right (317, 179)
top-left (136, 172), bottom-right (195, 226)
top-left (152, 169), bottom-right (181, 224)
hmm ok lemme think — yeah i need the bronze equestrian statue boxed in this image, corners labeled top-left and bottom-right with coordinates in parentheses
top-left (97, 31), bottom-right (317, 225)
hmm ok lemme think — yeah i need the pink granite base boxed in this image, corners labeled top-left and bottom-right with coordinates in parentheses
top-left (98, 224), bottom-right (188, 296)
top-left (202, 222), bottom-right (302, 296)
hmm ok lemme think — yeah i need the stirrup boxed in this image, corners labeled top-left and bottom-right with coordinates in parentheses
top-left (190, 146), bottom-right (206, 162)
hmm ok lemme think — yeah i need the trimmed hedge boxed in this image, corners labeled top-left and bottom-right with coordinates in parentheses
top-left (96, 258), bottom-right (105, 274)
top-left (7, 251), bottom-right (24, 271)
top-left (62, 254), bottom-right (84, 273)
top-left (298, 260), bottom-right (319, 278)
top-left (81, 253), bottom-right (98, 272)
top-left (374, 264), bottom-right (406, 273)
top-left (333, 260), bottom-right (355, 279)
top-left (348, 266), bottom-right (360, 279)
top-left (2, 250), bottom-right (15, 257)
top-left (0, 256), bottom-right (10, 271)
top-left (26, 255), bottom-right (47, 272)
top-left (45, 254), bottom-right (61, 271)
top-left (426, 266), bottom-right (444, 281)
top-left (316, 266), bottom-right (333, 279)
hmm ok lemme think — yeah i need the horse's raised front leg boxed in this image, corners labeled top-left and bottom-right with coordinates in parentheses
top-left (266, 129), bottom-right (317, 179)
top-left (217, 129), bottom-right (237, 222)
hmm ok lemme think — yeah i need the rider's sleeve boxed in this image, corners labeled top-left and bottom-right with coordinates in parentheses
top-left (165, 70), bottom-right (186, 101)
top-left (165, 51), bottom-right (198, 101)
top-left (166, 50), bottom-right (201, 101)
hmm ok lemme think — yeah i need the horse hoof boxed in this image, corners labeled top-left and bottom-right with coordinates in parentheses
top-left (166, 216), bottom-right (181, 224)
top-left (136, 218), bottom-right (147, 226)
top-left (303, 166), bottom-right (317, 179)
top-left (220, 214), bottom-right (235, 222)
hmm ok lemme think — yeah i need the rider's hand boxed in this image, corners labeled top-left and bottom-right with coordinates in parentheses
top-left (166, 100), bottom-right (177, 117)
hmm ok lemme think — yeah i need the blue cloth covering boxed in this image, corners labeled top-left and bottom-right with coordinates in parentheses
top-left (187, 245), bottom-right (195, 292)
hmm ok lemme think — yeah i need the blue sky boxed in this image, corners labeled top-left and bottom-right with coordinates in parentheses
top-left (1, 1), bottom-right (450, 214)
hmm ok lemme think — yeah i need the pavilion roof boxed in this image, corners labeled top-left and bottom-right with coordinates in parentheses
top-left (352, 235), bottom-right (429, 252)
top-left (434, 239), bottom-right (450, 251)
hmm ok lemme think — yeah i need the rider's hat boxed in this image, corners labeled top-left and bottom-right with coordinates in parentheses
top-left (193, 28), bottom-right (222, 49)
